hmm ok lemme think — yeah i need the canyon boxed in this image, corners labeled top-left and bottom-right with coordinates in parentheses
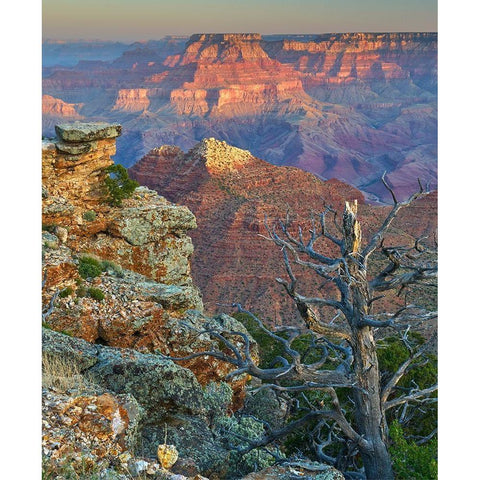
top-left (43, 32), bottom-right (437, 203)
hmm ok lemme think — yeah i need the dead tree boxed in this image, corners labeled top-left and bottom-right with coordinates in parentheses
top-left (164, 176), bottom-right (437, 480)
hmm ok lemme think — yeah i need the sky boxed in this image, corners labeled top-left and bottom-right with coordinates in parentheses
top-left (43, 0), bottom-right (437, 41)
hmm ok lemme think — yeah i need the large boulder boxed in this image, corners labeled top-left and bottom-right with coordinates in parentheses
top-left (89, 346), bottom-right (206, 421)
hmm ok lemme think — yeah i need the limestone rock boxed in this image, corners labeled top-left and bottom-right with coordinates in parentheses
top-left (108, 200), bottom-right (197, 245)
top-left (240, 462), bottom-right (345, 480)
top-left (42, 389), bottom-right (143, 478)
top-left (55, 122), bottom-right (122, 142)
top-left (157, 444), bottom-right (179, 469)
top-left (142, 414), bottom-right (230, 478)
top-left (42, 231), bottom-right (59, 250)
top-left (55, 225), bottom-right (68, 244)
top-left (42, 131), bottom-right (198, 288)
top-left (88, 346), bottom-right (206, 421)
top-left (42, 328), bottom-right (99, 372)
top-left (55, 140), bottom-right (92, 155)
top-left (41, 330), bottom-right (254, 478)
top-left (41, 242), bottom-right (78, 295)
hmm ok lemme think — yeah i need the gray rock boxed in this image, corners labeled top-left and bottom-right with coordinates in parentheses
top-left (42, 195), bottom-right (75, 215)
top-left (141, 414), bottom-right (230, 478)
top-left (42, 328), bottom-right (99, 371)
top-left (98, 469), bottom-right (129, 480)
top-left (184, 311), bottom-right (255, 340)
top-left (111, 203), bottom-right (197, 245)
top-left (55, 122), bottom-right (122, 142)
top-left (42, 232), bottom-right (59, 250)
top-left (136, 281), bottom-right (203, 311)
top-left (55, 226), bottom-right (68, 244)
top-left (240, 462), bottom-right (345, 480)
top-left (88, 346), bottom-right (206, 422)
top-left (243, 388), bottom-right (289, 430)
top-left (55, 141), bottom-right (92, 155)
top-left (42, 328), bottom-right (209, 421)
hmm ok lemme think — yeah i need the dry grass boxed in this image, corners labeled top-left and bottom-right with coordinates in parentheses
top-left (42, 353), bottom-right (94, 394)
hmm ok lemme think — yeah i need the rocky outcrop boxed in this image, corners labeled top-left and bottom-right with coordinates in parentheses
top-left (42, 122), bottom-right (197, 287)
top-left (42, 123), bottom-right (261, 395)
top-left (113, 88), bottom-right (150, 112)
top-left (42, 328), bottom-right (274, 479)
top-left (42, 388), bottom-right (148, 478)
top-left (242, 463), bottom-right (344, 480)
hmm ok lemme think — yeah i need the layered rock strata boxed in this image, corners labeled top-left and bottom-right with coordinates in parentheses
top-left (166, 33), bottom-right (307, 117)
top-left (42, 33), bottom-right (437, 202)
top-left (130, 138), bottom-right (437, 327)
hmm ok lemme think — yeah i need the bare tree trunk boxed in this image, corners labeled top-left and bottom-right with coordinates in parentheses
top-left (351, 327), bottom-right (393, 480)
top-left (343, 201), bottom-right (394, 480)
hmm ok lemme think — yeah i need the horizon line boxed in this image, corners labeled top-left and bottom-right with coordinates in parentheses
top-left (43, 31), bottom-right (439, 43)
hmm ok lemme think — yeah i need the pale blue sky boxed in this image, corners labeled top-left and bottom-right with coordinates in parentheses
top-left (43, 0), bottom-right (437, 41)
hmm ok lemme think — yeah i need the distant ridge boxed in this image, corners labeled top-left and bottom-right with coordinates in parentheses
top-left (43, 32), bottom-right (437, 202)
top-left (130, 138), bottom-right (437, 324)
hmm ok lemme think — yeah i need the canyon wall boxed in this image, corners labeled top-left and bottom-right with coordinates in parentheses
top-left (42, 32), bottom-right (437, 203)
top-left (129, 138), bottom-right (437, 328)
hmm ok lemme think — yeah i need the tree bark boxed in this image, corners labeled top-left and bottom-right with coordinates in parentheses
top-left (343, 201), bottom-right (394, 480)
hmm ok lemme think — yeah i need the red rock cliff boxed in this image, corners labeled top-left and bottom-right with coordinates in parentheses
top-left (164, 34), bottom-right (307, 116)
top-left (130, 138), bottom-right (437, 329)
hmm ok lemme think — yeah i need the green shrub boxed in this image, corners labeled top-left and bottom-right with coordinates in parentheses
top-left (100, 259), bottom-right (123, 277)
top-left (103, 164), bottom-right (139, 206)
top-left (59, 286), bottom-right (73, 298)
top-left (389, 420), bottom-right (437, 480)
top-left (82, 210), bottom-right (97, 222)
top-left (87, 287), bottom-right (105, 302)
top-left (214, 415), bottom-right (279, 476)
top-left (78, 256), bottom-right (103, 279)
top-left (378, 334), bottom-right (437, 438)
